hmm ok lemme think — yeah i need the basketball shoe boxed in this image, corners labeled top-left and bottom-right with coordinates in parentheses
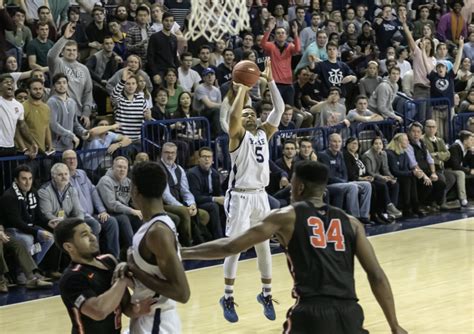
top-left (219, 296), bottom-right (238, 323)
top-left (257, 292), bottom-right (277, 320)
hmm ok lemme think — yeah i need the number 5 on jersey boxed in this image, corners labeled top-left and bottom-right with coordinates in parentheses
top-left (255, 146), bottom-right (264, 163)
top-left (307, 217), bottom-right (345, 251)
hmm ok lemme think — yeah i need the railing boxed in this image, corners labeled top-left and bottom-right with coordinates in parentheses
top-left (0, 148), bottom-right (114, 193)
top-left (452, 112), bottom-right (474, 139)
top-left (142, 117), bottom-right (212, 166)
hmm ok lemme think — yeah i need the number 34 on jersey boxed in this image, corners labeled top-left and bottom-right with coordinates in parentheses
top-left (307, 217), bottom-right (346, 251)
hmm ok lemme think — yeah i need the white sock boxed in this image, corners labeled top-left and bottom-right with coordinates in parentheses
top-left (224, 285), bottom-right (234, 299)
top-left (262, 283), bottom-right (272, 297)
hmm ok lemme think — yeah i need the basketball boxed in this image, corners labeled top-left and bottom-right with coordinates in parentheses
top-left (232, 60), bottom-right (261, 87)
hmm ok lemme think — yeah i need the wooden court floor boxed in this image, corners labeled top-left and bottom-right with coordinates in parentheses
top-left (0, 219), bottom-right (473, 333)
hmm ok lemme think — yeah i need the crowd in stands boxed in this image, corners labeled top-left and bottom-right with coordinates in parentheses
top-left (1, 0), bottom-right (474, 293)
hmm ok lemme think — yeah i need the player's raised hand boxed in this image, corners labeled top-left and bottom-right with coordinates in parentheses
top-left (233, 82), bottom-right (252, 93)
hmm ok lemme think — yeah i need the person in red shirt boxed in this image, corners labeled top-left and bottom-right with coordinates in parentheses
top-left (261, 17), bottom-right (300, 104)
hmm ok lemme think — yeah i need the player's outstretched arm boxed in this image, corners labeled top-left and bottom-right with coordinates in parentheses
top-left (181, 206), bottom-right (295, 260)
top-left (128, 223), bottom-right (190, 303)
top-left (261, 60), bottom-right (285, 140)
top-left (350, 217), bottom-right (408, 334)
top-left (228, 83), bottom-right (251, 151)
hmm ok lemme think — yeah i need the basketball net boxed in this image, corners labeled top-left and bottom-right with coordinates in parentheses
top-left (185, 0), bottom-right (250, 41)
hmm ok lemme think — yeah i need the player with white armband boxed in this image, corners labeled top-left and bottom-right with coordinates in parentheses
top-left (218, 60), bottom-right (285, 323)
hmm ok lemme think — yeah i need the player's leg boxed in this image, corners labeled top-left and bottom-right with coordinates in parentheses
top-left (252, 191), bottom-right (275, 320)
top-left (221, 190), bottom-right (251, 322)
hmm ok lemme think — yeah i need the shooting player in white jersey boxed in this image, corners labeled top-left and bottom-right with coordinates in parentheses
top-left (115, 161), bottom-right (190, 334)
top-left (220, 60), bottom-right (285, 323)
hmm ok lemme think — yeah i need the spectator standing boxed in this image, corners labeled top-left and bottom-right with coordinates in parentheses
top-left (192, 45), bottom-right (217, 79)
top-left (106, 55), bottom-right (152, 95)
top-left (261, 18), bottom-right (301, 104)
top-left (427, 37), bottom-right (464, 140)
top-left (86, 36), bottom-right (122, 116)
top-left (233, 32), bottom-right (256, 63)
top-left (373, 4), bottom-right (403, 58)
top-left (125, 5), bottom-right (152, 67)
top-left (111, 66), bottom-right (150, 145)
top-left (115, 5), bottom-right (136, 34)
top-left (192, 68), bottom-right (222, 138)
top-left (412, 6), bottom-right (435, 40)
top-left (147, 12), bottom-right (179, 86)
top-left (0, 0), bottom-right (15, 68)
top-left (299, 12), bottom-right (323, 51)
top-left (437, 0), bottom-right (467, 47)
top-left (30, 6), bottom-right (57, 42)
top-left (312, 42), bottom-right (357, 100)
top-left (48, 23), bottom-right (94, 128)
top-left (178, 52), bottom-right (201, 93)
top-left (16, 78), bottom-right (53, 154)
top-left (85, 6), bottom-right (111, 54)
top-left (5, 8), bottom-right (32, 63)
top-left (48, 74), bottom-right (89, 152)
top-left (0, 73), bottom-right (38, 191)
top-left (216, 49), bottom-right (235, 86)
top-left (27, 22), bottom-right (54, 70)
top-left (400, 11), bottom-right (436, 122)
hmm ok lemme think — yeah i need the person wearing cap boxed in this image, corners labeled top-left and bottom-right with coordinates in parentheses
top-left (427, 37), bottom-right (465, 140)
top-left (192, 67), bottom-right (222, 138)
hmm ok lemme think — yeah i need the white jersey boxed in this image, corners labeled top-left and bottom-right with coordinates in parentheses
top-left (129, 214), bottom-right (180, 334)
top-left (228, 129), bottom-right (270, 189)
